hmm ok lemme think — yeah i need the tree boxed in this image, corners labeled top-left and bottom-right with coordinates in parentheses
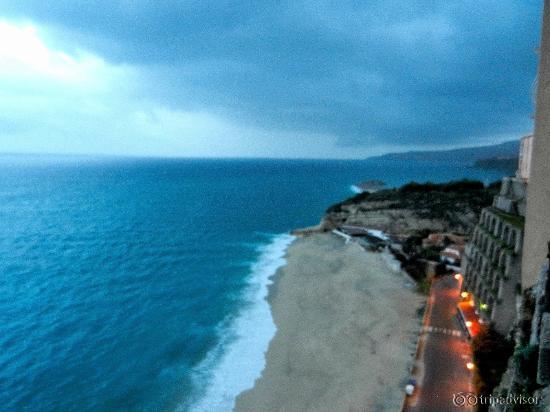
top-left (472, 326), bottom-right (514, 398)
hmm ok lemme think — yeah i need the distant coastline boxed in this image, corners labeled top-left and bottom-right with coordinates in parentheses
top-left (365, 139), bottom-right (519, 164)
top-left (473, 156), bottom-right (518, 174)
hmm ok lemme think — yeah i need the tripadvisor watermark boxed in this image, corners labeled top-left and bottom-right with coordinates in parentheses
top-left (452, 392), bottom-right (540, 407)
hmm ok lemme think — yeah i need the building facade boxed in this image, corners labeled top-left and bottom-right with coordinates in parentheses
top-left (522, 0), bottom-right (550, 290)
top-left (462, 176), bottom-right (527, 334)
top-left (517, 135), bottom-right (533, 181)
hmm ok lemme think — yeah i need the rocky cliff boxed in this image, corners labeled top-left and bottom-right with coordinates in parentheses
top-left (315, 180), bottom-right (500, 236)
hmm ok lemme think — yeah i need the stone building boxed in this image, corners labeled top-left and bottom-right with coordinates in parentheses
top-left (523, 0), bottom-right (550, 290)
top-left (517, 135), bottom-right (533, 181)
top-left (462, 169), bottom-right (527, 334)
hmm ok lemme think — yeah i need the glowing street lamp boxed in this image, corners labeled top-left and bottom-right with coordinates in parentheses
top-left (466, 362), bottom-right (475, 370)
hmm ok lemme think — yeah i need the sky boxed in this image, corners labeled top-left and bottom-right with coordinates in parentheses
top-left (0, 1), bottom-right (543, 158)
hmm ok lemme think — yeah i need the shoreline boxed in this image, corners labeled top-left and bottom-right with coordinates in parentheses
top-left (234, 233), bottom-right (423, 411)
top-left (188, 234), bottom-right (295, 412)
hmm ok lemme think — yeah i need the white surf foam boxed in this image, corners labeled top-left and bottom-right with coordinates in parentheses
top-left (186, 233), bottom-right (295, 412)
top-left (350, 184), bottom-right (363, 194)
top-left (366, 229), bottom-right (390, 242)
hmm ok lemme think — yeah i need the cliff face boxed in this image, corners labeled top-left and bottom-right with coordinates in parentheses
top-left (320, 180), bottom-right (499, 236)
top-left (488, 260), bottom-right (550, 411)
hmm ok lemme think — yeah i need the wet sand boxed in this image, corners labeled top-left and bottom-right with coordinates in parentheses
top-left (235, 233), bottom-right (423, 412)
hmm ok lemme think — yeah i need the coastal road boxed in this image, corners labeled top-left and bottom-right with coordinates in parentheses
top-left (403, 275), bottom-right (475, 412)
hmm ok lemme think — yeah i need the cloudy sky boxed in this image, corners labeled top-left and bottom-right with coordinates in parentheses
top-left (0, 1), bottom-right (543, 158)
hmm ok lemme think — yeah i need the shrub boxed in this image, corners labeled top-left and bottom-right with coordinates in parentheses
top-left (434, 262), bottom-right (448, 276)
top-left (488, 180), bottom-right (502, 190)
top-left (400, 181), bottom-right (439, 193)
top-left (441, 179), bottom-right (485, 192)
top-left (419, 246), bottom-right (441, 261)
top-left (472, 326), bottom-right (514, 398)
top-left (399, 179), bottom-right (484, 193)
top-left (417, 278), bottom-right (431, 295)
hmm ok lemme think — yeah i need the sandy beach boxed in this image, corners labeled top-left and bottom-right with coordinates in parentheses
top-left (235, 233), bottom-right (423, 412)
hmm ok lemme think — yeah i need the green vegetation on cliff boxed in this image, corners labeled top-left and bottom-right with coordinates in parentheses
top-left (473, 326), bottom-right (515, 404)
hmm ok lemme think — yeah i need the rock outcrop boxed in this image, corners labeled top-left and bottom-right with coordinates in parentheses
top-left (319, 180), bottom-right (499, 237)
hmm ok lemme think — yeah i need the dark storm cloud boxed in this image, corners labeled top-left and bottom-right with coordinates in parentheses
top-left (2, 0), bottom-right (542, 148)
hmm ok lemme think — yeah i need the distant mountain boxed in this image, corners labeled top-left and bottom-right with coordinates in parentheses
top-left (473, 156), bottom-right (518, 175)
top-left (367, 140), bottom-right (520, 165)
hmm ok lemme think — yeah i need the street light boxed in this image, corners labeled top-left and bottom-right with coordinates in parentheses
top-left (466, 362), bottom-right (475, 370)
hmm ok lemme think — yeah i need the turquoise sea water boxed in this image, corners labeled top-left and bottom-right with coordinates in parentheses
top-left (0, 155), bottom-right (506, 411)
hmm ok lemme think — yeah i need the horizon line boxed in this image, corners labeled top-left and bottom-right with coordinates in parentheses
top-left (0, 138), bottom-right (523, 162)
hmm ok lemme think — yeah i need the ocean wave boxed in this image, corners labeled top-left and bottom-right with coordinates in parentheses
top-left (185, 233), bottom-right (295, 412)
top-left (350, 184), bottom-right (363, 194)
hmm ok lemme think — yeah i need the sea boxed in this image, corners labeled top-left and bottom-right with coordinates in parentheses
top-left (0, 155), bottom-right (506, 412)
